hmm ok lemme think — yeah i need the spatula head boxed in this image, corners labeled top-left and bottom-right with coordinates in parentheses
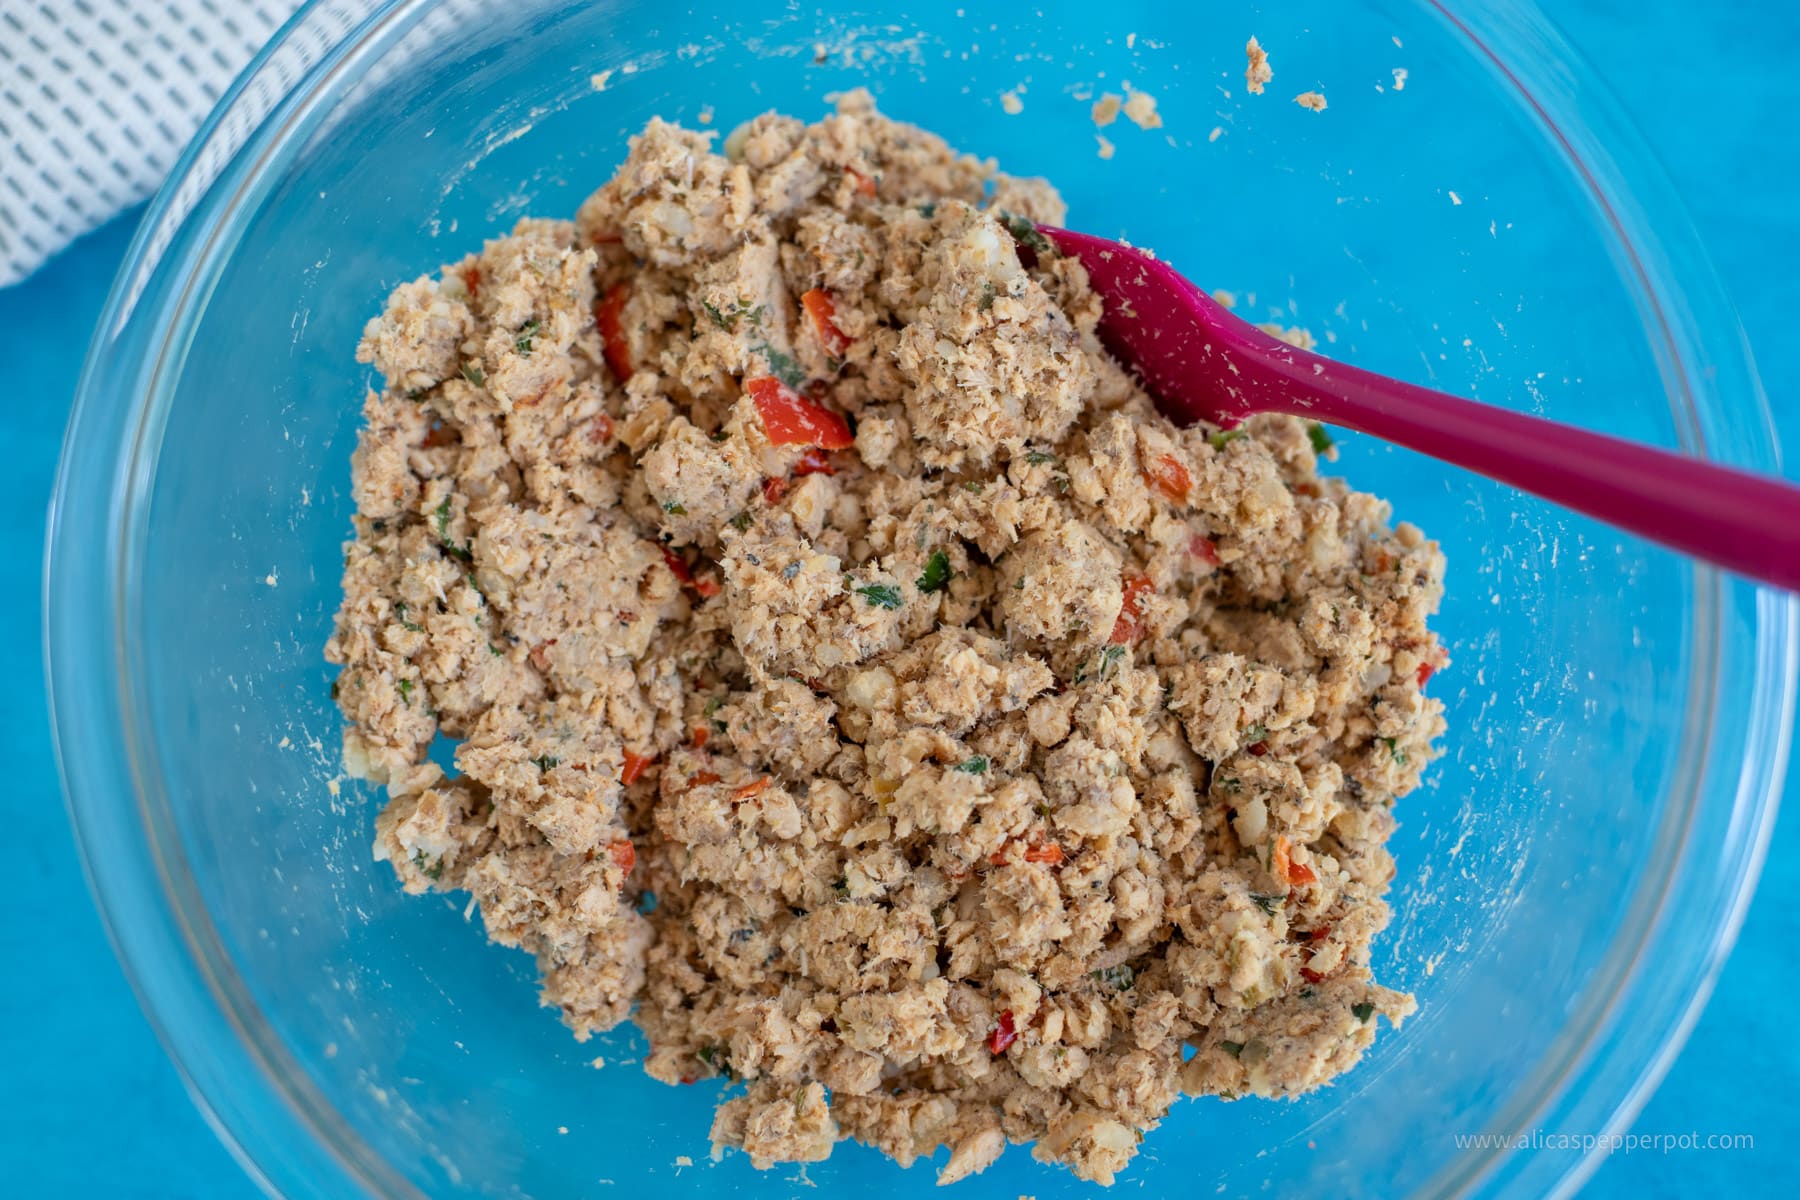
top-left (1041, 224), bottom-right (1262, 428)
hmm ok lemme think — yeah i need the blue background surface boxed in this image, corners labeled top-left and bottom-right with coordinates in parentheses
top-left (1, 3), bottom-right (1795, 1195)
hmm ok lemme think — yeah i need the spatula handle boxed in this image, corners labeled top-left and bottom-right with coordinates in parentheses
top-left (1241, 331), bottom-right (1800, 592)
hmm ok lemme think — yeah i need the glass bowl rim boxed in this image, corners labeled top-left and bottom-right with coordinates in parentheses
top-left (43, 0), bottom-right (1798, 1196)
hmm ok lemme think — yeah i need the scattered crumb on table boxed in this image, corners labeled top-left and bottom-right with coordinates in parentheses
top-left (1294, 91), bottom-right (1328, 112)
top-left (1246, 37), bottom-right (1273, 95)
top-left (1122, 88), bottom-right (1162, 130)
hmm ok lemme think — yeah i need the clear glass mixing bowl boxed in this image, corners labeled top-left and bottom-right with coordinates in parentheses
top-left (46, 1), bottom-right (1797, 1196)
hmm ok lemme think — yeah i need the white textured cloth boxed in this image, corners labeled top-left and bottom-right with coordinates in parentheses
top-left (0, 1), bottom-right (314, 286)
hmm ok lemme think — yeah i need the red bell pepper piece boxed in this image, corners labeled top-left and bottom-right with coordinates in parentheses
top-left (732, 777), bottom-right (772, 801)
top-left (621, 752), bottom-right (657, 785)
top-left (746, 375), bottom-right (853, 449)
top-left (1110, 574), bottom-right (1155, 645)
top-left (597, 283), bottom-right (632, 381)
top-left (801, 288), bottom-right (851, 357)
top-left (988, 1010), bottom-right (1017, 1055)
top-left (1144, 453), bottom-right (1192, 503)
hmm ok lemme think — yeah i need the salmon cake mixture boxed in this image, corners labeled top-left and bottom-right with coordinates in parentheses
top-left (326, 90), bottom-right (1448, 1186)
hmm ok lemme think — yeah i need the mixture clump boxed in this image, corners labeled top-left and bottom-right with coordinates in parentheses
top-left (327, 91), bottom-right (1447, 1186)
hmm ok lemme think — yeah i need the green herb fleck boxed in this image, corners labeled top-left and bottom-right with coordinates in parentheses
top-left (755, 343), bottom-right (806, 389)
top-left (461, 362), bottom-right (485, 386)
top-left (488, 642), bottom-right (503, 657)
top-left (998, 210), bottom-right (1053, 254)
top-left (1074, 646), bottom-right (1126, 685)
top-left (1307, 421), bottom-right (1334, 455)
top-left (703, 697), bottom-right (731, 735)
top-left (1025, 449), bottom-right (1058, 467)
top-left (410, 848), bottom-right (445, 880)
top-left (954, 755), bottom-right (989, 775)
top-left (394, 601), bottom-right (424, 633)
top-left (434, 496), bottom-right (453, 540)
top-left (1352, 1002), bottom-right (1375, 1023)
top-left (532, 755), bottom-right (559, 771)
top-left (514, 318), bottom-right (541, 355)
top-left (701, 299), bottom-right (738, 331)
top-left (397, 679), bottom-right (415, 707)
top-left (962, 480), bottom-right (983, 493)
top-left (1242, 723), bottom-right (1268, 746)
top-left (1208, 428), bottom-right (1248, 451)
top-left (854, 583), bottom-right (903, 610)
top-left (662, 499), bottom-right (687, 516)
top-left (977, 281), bottom-right (996, 313)
top-left (1220, 1040), bottom-right (1245, 1058)
top-left (747, 303), bottom-right (767, 329)
top-left (1091, 964), bottom-right (1136, 990)
top-left (329, 679), bottom-right (341, 701)
top-left (1249, 892), bottom-right (1283, 916)
top-left (728, 510), bottom-right (754, 532)
top-left (916, 550), bottom-right (952, 594)
top-left (697, 1045), bottom-right (722, 1069)
top-left (1217, 776), bottom-right (1243, 795)
top-left (404, 387), bottom-right (427, 401)
top-left (1378, 736), bottom-right (1408, 765)
top-left (917, 201), bottom-right (937, 218)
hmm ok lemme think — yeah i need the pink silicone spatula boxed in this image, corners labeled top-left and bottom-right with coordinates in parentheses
top-left (1042, 225), bottom-right (1800, 593)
